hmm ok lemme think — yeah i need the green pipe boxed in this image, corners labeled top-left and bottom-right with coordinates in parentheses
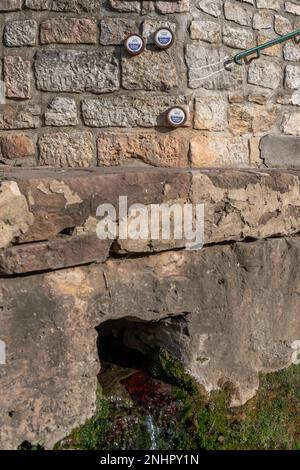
top-left (233, 29), bottom-right (300, 65)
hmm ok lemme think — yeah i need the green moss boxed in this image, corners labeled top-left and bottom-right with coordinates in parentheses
top-left (55, 385), bottom-right (152, 450)
top-left (151, 348), bottom-right (199, 394)
top-left (55, 386), bottom-right (110, 450)
top-left (159, 363), bottom-right (300, 450)
top-left (55, 357), bottom-right (300, 451)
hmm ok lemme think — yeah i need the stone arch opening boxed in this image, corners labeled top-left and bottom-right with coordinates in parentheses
top-left (96, 317), bottom-right (158, 375)
top-left (96, 314), bottom-right (190, 387)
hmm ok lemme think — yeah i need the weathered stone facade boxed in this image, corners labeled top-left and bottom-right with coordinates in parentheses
top-left (0, 0), bottom-right (300, 168)
top-left (0, 167), bottom-right (300, 449)
top-left (1, 1), bottom-right (300, 451)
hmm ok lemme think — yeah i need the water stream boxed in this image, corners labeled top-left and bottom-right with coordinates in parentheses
top-left (98, 366), bottom-right (176, 450)
top-left (145, 411), bottom-right (159, 450)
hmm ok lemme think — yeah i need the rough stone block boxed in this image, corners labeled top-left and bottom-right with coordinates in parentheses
top-left (4, 20), bottom-right (38, 47)
top-left (274, 15), bottom-right (292, 35)
top-left (185, 44), bottom-right (244, 90)
top-left (224, 1), bottom-right (253, 27)
top-left (51, 0), bottom-right (101, 13)
top-left (82, 94), bottom-right (190, 128)
top-left (0, 134), bottom-right (35, 160)
top-left (285, 64), bottom-right (300, 89)
top-left (122, 51), bottom-right (178, 91)
top-left (282, 112), bottom-right (300, 136)
top-left (0, 235), bottom-right (112, 274)
top-left (223, 24), bottom-right (255, 49)
top-left (253, 11), bottom-right (274, 30)
top-left (108, 0), bottom-right (140, 13)
top-left (256, 0), bottom-right (281, 10)
top-left (97, 130), bottom-right (189, 167)
top-left (25, 0), bottom-right (51, 9)
top-left (260, 134), bottom-right (300, 167)
top-left (197, 0), bottom-right (222, 17)
top-left (40, 18), bottom-right (97, 44)
top-left (248, 61), bottom-right (282, 89)
top-left (190, 20), bottom-right (221, 43)
top-left (228, 103), bottom-right (278, 134)
top-left (35, 50), bottom-right (120, 93)
top-left (4, 56), bottom-right (32, 99)
top-left (194, 92), bottom-right (228, 131)
top-left (0, 0), bottom-right (22, 11)
top-left (38, 132), bottom-right (95, 167)
top-left (44, 98), bottom-right (78, 127)
top-left (0, 105), bottom-right (40, 130)
top-left (151, 0), bottom-right (190, 14)
top-left (100, 18), bottom-right (136, 45)
top-left (283, 42), bottom-right (300, 62)
top-left (285, 1), bottom-right (300, 16)
top-left (190, 135), bottom-right (249, 167)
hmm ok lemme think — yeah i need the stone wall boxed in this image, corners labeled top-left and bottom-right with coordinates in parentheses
top-left (0, 0), bottom-right (300, 168)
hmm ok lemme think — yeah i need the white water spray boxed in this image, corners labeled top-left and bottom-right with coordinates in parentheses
top-left (145, 412), bottom-right (160, 450)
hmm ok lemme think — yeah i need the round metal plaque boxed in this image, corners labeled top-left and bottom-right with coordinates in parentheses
top-left (124, 34), bottom-right (145, 56)
top-left (167, 106), bottom-right (187, 127)
top-left (154, 27), bottom-right (175, 49)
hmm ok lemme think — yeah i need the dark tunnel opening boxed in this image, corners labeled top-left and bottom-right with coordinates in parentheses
top-left (96, 317), bottom-right (157, 376)
top-left (96, 314), bottom-right (190, 393)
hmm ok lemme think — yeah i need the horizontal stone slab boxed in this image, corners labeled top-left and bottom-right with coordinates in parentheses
top-left (0, 166), bottom-right (192, 243)
top-left (0, 235), bottom-right (111, 274)
top-left (0, 167), bottom-right (300, 273)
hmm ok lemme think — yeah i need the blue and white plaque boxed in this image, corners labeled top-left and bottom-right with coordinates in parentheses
top-left (167, 107), bottom-right (187, 127)
top-left (154, 28), bottom-right (174, 49)
top-left (124, 34), bottom-right (145, 55)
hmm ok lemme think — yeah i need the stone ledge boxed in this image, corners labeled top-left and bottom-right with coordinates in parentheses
top-left (0, 166), bottom-right (300, 273)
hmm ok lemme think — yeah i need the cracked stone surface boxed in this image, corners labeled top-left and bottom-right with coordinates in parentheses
top-left (0, 236), bottom-right (299, 449)
top-left (0, 167), bottom-right (300, 271)
top-left (0, 167), bottom-right (299, 449)
top-left (0, 180), bottom-right (34, 249)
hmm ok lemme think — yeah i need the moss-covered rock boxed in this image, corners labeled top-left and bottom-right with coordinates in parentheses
top-left (151, 348), bottom-right (199, 394)
top-left (55, 354), bottom-right (300, 451)
top-left (55, 384), bottom-right (151, 450)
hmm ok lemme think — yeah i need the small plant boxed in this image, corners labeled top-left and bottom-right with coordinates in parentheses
top-left (151, 348), bottom-right (199, 394)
